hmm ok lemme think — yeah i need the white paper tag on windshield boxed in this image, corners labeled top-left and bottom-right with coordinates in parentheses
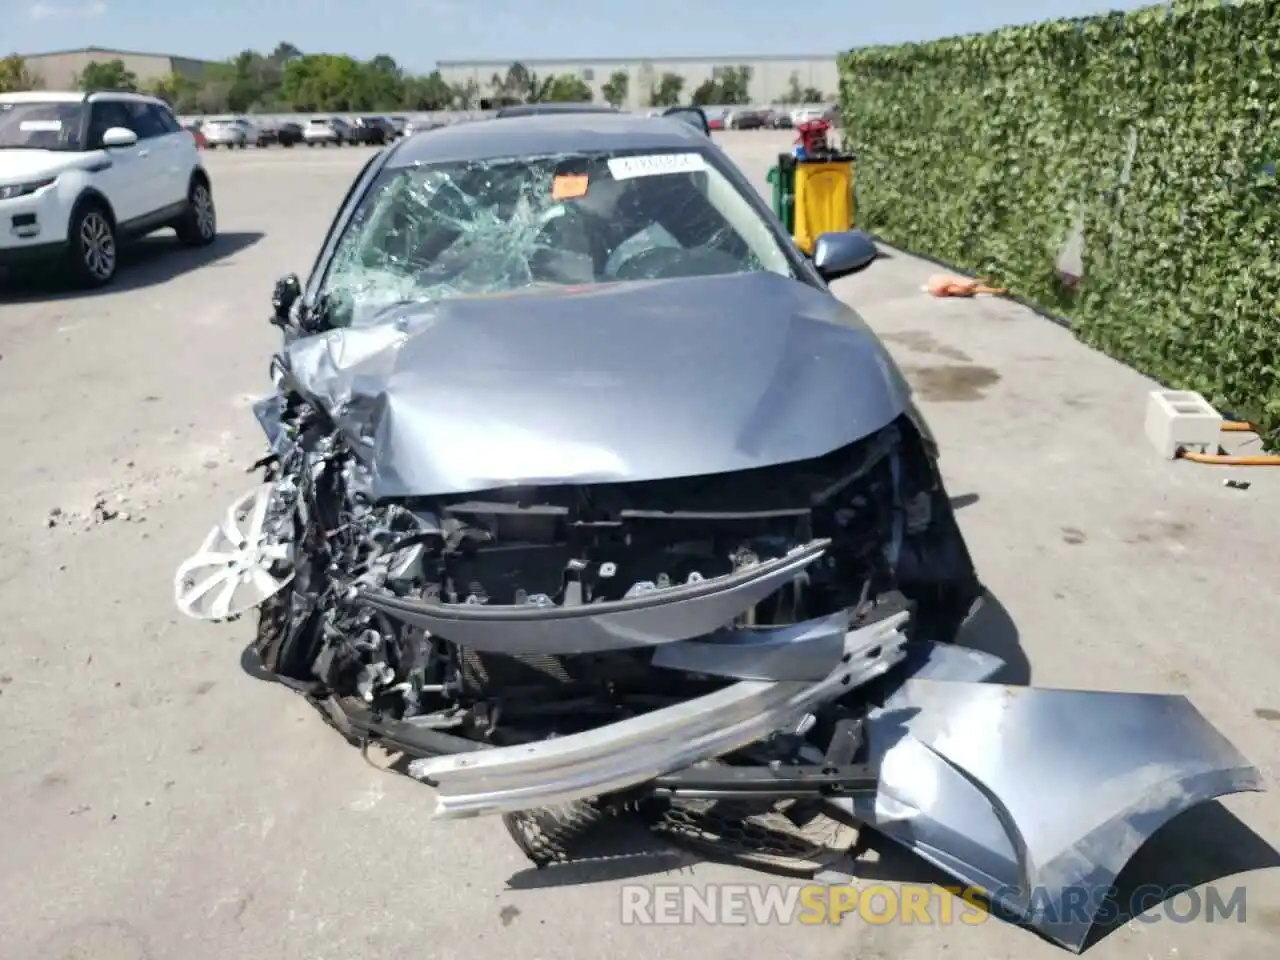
top-left (19, 120), bottom-right (62, 132)
top-left (608, 152), bottom-right (707, 181)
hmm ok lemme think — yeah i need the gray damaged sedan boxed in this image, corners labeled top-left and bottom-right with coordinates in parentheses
top-left (175, 113), bottom-right (1264, 951)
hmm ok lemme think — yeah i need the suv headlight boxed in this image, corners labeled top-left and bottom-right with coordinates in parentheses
top-left (0, 177), bottom-right (56, 200)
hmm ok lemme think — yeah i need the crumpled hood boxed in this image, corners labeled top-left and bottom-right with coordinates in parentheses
top-left (283, 271), bottom-right (913, 499)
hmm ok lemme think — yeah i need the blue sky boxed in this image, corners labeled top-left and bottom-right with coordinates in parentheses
top-left (7, 0), bottom-right (1159, 72)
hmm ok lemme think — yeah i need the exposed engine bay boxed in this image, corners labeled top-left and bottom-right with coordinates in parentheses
top-left (200, 382), bottom-right (977, 745)
top-left (176, 272), bottom-right (1265, 953)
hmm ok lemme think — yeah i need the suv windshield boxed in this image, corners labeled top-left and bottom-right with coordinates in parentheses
top-left (319, 148), bottom-right (795, 326)
top-left (0, 101), bottom-right (87, 151)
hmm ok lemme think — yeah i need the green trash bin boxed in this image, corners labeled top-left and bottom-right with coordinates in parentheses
top-left (767, 155), bottom-right (796, 235)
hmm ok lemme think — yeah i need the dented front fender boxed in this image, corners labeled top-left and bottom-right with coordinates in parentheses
top-left (828, 681), bottom-right (1265, 951)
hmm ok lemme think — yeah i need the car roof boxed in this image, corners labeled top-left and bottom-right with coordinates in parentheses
top-left (495, 102), bottom-right (620, 118)
top-left (0, 90), bottom-right (165, 106)
top-left (387, 112), bottom-right (707, 168)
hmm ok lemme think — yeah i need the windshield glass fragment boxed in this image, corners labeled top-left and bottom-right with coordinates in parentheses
top-left (318, 149), bottom-right (796, 326)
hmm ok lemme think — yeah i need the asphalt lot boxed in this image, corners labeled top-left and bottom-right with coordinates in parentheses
top-left (1, 131), bottom-right (1279, 960)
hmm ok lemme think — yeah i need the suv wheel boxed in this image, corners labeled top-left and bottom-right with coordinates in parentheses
top-left (175, 178), bottom-right (217, 247)
top-left (66, 202), bottom-right (118, 287)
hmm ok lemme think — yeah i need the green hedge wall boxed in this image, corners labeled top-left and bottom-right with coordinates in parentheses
top-left (838, 0), bottom-right (1280, 441)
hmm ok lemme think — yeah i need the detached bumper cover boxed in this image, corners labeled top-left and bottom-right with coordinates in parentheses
top-left (831, 681), bottom-right (1265, 952)
top-left (407, 610), bottom-right (912, 818)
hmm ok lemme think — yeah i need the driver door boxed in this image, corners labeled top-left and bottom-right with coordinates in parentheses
top-left (84, 101), bottom-right (153, 223)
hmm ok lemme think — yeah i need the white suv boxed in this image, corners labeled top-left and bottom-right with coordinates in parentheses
top-left (302, 117), bottom-right (350, 146)
top-left (202, 116), bottom-right (254, 149)
top-left (0, 90), bottom-right (217, 287)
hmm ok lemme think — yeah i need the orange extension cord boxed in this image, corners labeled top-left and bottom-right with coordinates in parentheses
top-left (1178, 421), bottom-right (1280, 466)
top-left (926, 274), bottom-right (1007, 297)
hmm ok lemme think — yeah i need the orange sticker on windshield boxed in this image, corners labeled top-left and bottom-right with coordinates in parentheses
top-left (552, 174), bottom-right (589, 200)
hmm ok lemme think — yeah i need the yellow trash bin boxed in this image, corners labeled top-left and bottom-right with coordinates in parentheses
top-left (792, 158), bottom-right (854, 256)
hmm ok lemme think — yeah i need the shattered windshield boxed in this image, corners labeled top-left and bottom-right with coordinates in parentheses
top-left (318, 148), bottom-right (796, 326)
top-left (0, 101), bottom-right (87, 151)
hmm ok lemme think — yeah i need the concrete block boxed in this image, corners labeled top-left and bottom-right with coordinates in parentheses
top-left (1144, 390), bottom-right (1222, 459)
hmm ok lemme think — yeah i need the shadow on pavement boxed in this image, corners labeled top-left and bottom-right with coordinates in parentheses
top-left (956, 588), bottom-right (1029, 685)
top-left (1083, 801), bottom-right (1280, 949)
top-left (0, 230), bottom-right (264, 302)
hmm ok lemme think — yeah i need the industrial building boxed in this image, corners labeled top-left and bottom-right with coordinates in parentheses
top-left (17, 47), bottom-right (214, 90)
top-left (437, 54), bottom-right (839, 110)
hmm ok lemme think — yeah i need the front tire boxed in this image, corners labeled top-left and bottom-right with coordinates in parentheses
top-left (65, 201), bottom-right (118, 288)
top-left (175, 178), bottom-right (217, 247)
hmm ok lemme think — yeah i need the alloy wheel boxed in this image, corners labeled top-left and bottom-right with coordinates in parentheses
top-left (193, 184), bottom-right (216, 239)
top-left (79, 211), bottom-right (116, 280)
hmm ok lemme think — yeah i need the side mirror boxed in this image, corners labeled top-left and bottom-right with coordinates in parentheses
top-left (812, 230), bottom-right (877, 281)
top-left (663, 106), bottom-right (711, 136)
top-left (101, 127), bottom-right (138, 149)
top-left (271, 274), bottom-right (301, 327)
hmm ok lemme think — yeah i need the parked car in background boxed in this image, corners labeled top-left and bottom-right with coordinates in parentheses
top-left (724, 108), bottom-right (766, 130)
top-left (202, 116), bottom-right (254, 149)
top-left (252, 120), bottom-right (303, 147)
top-left (763, 108), bottom-right (793, 129)
top-left (0, 90), bottom-right (217, 287)
top-left (275, 121), bottom-right (304, 146)
top-left (303, 117), bottom-right (351, 146)
top-left (349, 116), bottom-right (394, 145)
top-left (403, 118), bottom-right (441, 137)
top-left (388, 115), bottom-right (408, 136)
top-left (703, 107), bottom-right (730, 130)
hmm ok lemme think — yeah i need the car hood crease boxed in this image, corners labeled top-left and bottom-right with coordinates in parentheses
top-left (284, 271), bottom-right (913, 499)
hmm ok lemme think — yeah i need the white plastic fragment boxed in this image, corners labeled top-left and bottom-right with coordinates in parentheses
top-left (174, 484), bottom-right (294, 621)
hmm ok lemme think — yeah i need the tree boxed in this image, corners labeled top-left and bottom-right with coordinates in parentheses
top-left (690, 79), bottom-right (717, 106)
top-left (601, 69), bottom-right (629, 108)
top-left (544, 74), bottom-right (592, 103)
top-left (369, 55), bottom-right (400, 77)
top-left (800, 87), bottom-right (825, 103)
top-left (76, 59), bottom-right (138, 92)
top-left (278, 54), bottom-right (376, 111)
top-left (108, 47), bottom-right (508, 116)
top-left (403, 70), bottom-right (453, 110)
top-left (143, 71), bottom-right (199, 111)
top-left (786, 71), bottom-right (804, 103)
top-left (690, 66), bottom-right (752, 107)
top-left (270, 42), bottom-right (302, 65)
top-left (720, 66), bottom-right (752, 105)
top-left (450, 79), bottom-right (479, 109)
top-left (648, 72), bottom-right (684, 107)
top-left (0, 55), bottom-right (39, 93)
top-left (490, 61), bottom-right (535, 102)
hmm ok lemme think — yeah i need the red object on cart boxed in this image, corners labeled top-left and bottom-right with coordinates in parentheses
top-left (795, 118), bottom-right (832, 156)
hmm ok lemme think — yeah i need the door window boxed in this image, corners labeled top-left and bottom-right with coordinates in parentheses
top-left (126, 102), bottom-right (169, 140)
top-left (86, 101), bottom-right (133, 149)
top-left (149, 103), bottom-right (183, 134)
